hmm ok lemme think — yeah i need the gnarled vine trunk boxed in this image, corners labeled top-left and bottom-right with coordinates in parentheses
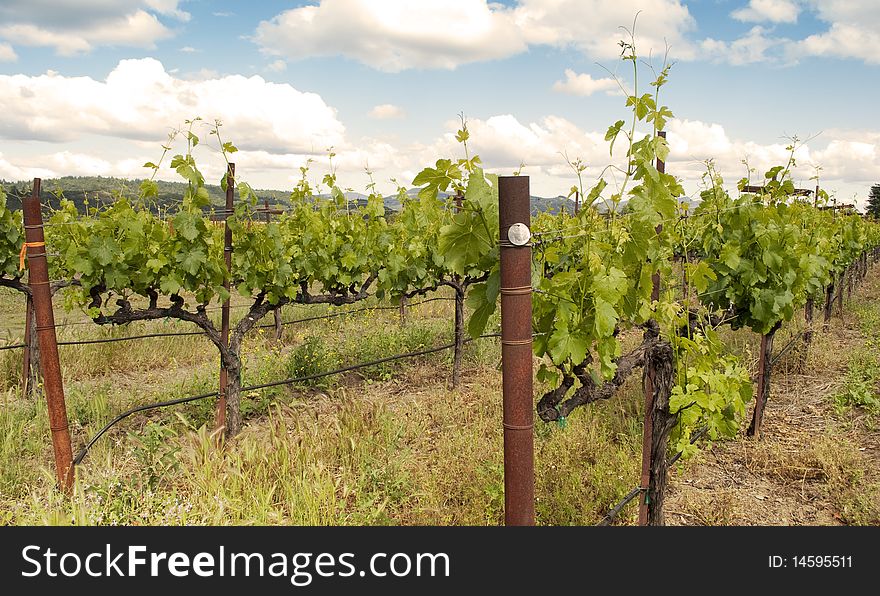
top-left (645, 339), bottom-right (675, 526)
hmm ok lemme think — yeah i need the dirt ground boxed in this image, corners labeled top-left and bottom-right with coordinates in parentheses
top-left (666, 274), bottom-right (880, 526)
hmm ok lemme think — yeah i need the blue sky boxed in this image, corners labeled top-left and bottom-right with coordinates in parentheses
top-left (0, 1), bottom-right (878, 207)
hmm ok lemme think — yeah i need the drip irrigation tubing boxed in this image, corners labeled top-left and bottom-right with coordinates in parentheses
top-left (596, 487), bottom-right (643, 526)
top-left (72, 332), bottom-right (501, 465)
top-left (667, 425), bottom-right (710, 467)
top-left (770, 329), bottom-right (808, 367)
top-left (71, 391), bottom-right (219, 466)
top-left (597, 423), bottom-right (711, 526)
top-left (239, 333), bottom-right (499, 393)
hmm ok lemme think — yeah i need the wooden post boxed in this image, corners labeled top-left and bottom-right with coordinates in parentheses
top-left (23, 180), bottom-right (74, 492)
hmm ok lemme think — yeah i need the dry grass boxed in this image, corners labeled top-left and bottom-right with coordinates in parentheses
top-left (3, 266), bottom-right (880, 526)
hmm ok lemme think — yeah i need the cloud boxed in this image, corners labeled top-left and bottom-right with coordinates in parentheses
top-left (707, 1), bottom-right (880, 65)
top-left (179, 46), bottom-right (198, 53)
top-left (265, 59), bottom-right (287, 73)
top-left (0, 42), bottom-right (16, 62)
top-left (0, 1), bottom-right (187, 55)
top-left (732, 0), bottom-right (800, 24)
top-left (253, 0), bottom-right (696, 72)
top-left (254, 0), bottom-right (525, 72)
top-left (514, 0), bottom-right (697, 61)
top-left (368, 104), bottom-right (405, 120)
top-left (701, 26), bottom-right (786, 65)
top-left (0, 58), bottom-right (347, 154)
top-left (552, 69), bottom-right (620, 96)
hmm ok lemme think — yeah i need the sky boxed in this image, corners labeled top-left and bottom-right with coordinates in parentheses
top-left (0, 0), bottom-right (878, 208)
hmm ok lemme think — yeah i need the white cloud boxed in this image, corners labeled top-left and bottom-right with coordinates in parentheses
top-left (253, 0), bottom-right (696, 72)
top-left (0, 42), bottom-right (16, 62)
top-left (708, 1), bottom-right (880, 65)
top-left (701, 26), bottom-right (786, 65)
top-left (514, 0), bottom-right (697, 61)
top-left (254, 0), bottom-right (525, 72)
top-left (0, 1), bottom-right (186, 56)
top-left (265, 59), bottom-right (287, 72)
top-left (144, 0), bottom-right (190, 22)
top-left (368, 104), bottom-right (405, 120)
top-left (552, 69), bottom-right (620, 96)
top-left (0, 58), bottom-right (346, 154)
top-left (732, 0), bottom-right (800, 24)
top-left (179, 46), bottom-right (198, 53)
top-left (793, 22), bottom-right (880, 64)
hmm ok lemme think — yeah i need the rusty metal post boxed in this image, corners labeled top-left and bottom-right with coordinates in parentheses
top-left (22, 294), bottom-right (33, 395)
top-left (574, 189), bottom-right (579, 215)
top-left (216, 163), bottom-right (234, 435)
top-left (23, 180), bottom-right (74, 492)
top-left (498, 175), bottom-right (535, 526)
top-left (638, 131), bottom-right (667, 526)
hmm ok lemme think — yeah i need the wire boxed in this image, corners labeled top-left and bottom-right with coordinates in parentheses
top-left (667, 425), bottom-right (710, 467)
top-left (596, 486), bottom-right (643, 526)
top-left (240, 333), bottom-right (500, 392)
top-left (71, 391), bottom-right (219, 466)
top-left (770, 328), bottom-right (808, 367)
top-left (258, 296), bottom-right (454, 329)
top-left (72, 333), bottom-right (501, 465)
top-left (0, 343), bottom-right (26, 351)
top-left (57, 330), bottom-right (205, 346)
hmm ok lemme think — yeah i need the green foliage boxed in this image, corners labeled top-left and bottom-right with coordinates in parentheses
top-left (0, 187), bottom-right (24, 280)
top-left (691, 164), bottom-right (873, 334)
top-left (667, 329), bottom-right (753, 459)
top-left (832, 348), bottom-right (880, 416)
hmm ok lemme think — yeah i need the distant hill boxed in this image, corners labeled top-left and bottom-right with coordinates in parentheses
top-left (5, 175), bottom-right (686, 217)
top-left (0, 176), bottom-right (289, 213)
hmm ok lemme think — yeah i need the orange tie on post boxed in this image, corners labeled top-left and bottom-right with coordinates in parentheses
top-left (19, 241), bottom-right (45, 270)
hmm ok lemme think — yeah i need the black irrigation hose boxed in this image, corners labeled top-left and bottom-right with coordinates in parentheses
top-left (73, 333), bottom-right (502, 464)
top-left (597, 424), bottom-right (712, 526)
top-left (667, 425), bottom-right (710, 467)
top-left (770, 329), bottom-right (808, 367)
top-left (71, 391), bottom-right (219, 466)
top-left (596, 487), bottom-right (643, 526)
top-left (240, 333), bottom-right (500, 393)
top-left (0, 343), bottom-right (26, 351)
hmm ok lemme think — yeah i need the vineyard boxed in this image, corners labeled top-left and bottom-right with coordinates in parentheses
top-left (2, 50), bottom-right (880, 526)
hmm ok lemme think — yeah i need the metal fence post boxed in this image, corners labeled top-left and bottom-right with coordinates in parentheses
top-left (498, 175), bottom-right (535, 526)
top-left (23, 180), bottom-right (74, 492)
